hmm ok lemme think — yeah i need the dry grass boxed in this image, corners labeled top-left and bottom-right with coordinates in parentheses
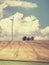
top-left (0, 40), bottom-right (49, 62)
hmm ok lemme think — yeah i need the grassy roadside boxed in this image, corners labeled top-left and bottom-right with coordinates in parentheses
top-left (0, 61), bottom-right (49, 65)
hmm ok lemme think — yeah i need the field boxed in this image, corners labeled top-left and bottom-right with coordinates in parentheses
top-left (0, 40), bottom-right (49, 65)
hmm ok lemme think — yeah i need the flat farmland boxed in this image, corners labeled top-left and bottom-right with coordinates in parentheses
top-left (0, 40), bottom-right (49, 62)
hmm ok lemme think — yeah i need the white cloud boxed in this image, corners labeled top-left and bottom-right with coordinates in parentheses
top-left (0, 10), bottom-right (3, 19)
top-left (0, 12), bottom-right (40, 36)
top-left (0, 3), bottom-right (7, 9)
top-left (5, 0), bottom-right (38, 8)
top-left (13, 12), bottom-right (40, 35)
top-left (0, 1), bottom-right (49, 40)
top-left (0, 3), bottom-right (8, 19)
top-left (41, 26), bottom-right (49, 35)
top-left (14, 12), bottom-right (23, 20)
top-left (0, 12), bottom-right (49, 40)
top-left (0, 0), bottom-right (5, 4)
top-left (0, 0), bottom-right (38, 20)
top-left (35, 36), bottom-right (48, 40)
top-left (34, 26), bottom-right (49, 40)
top-left (0, 18), bottom-right (12, 35)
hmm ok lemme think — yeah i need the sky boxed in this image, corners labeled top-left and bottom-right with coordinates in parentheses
top-left (0, 0), bottom-right (49, 40)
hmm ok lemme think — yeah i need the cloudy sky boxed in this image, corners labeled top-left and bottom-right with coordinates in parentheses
top-left (0, 0), bottom-right (49, 40)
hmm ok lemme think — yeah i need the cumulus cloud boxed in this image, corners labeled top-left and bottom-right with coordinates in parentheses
top-left (34, 26), bottom-right (49, 40)
top-left (12, 12), bottom-right (49, 40)
top-left (0, 9), bottom-right (3, 19)
top-left (0, 1), bottom-right (49, 40)
top-left (35, 36), bottom-right (48, 40)
top-left (0, 18), bottom-right (12, 35)
top-left (5, 0), bottom-right (38, 8)
top-left (0, 2), bottom-right (8, 19)
top-left (12, 12), bottom-right (40, 35)
top-left (0, 12), bottom-right (49, 40)
top-left (0, 12), bottom-right (40, 36)
top-left (41, 26), bottom-right (49, 35)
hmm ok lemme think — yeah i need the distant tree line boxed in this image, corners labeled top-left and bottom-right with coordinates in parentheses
top-left (22, 36), bottom-right (34, 41)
